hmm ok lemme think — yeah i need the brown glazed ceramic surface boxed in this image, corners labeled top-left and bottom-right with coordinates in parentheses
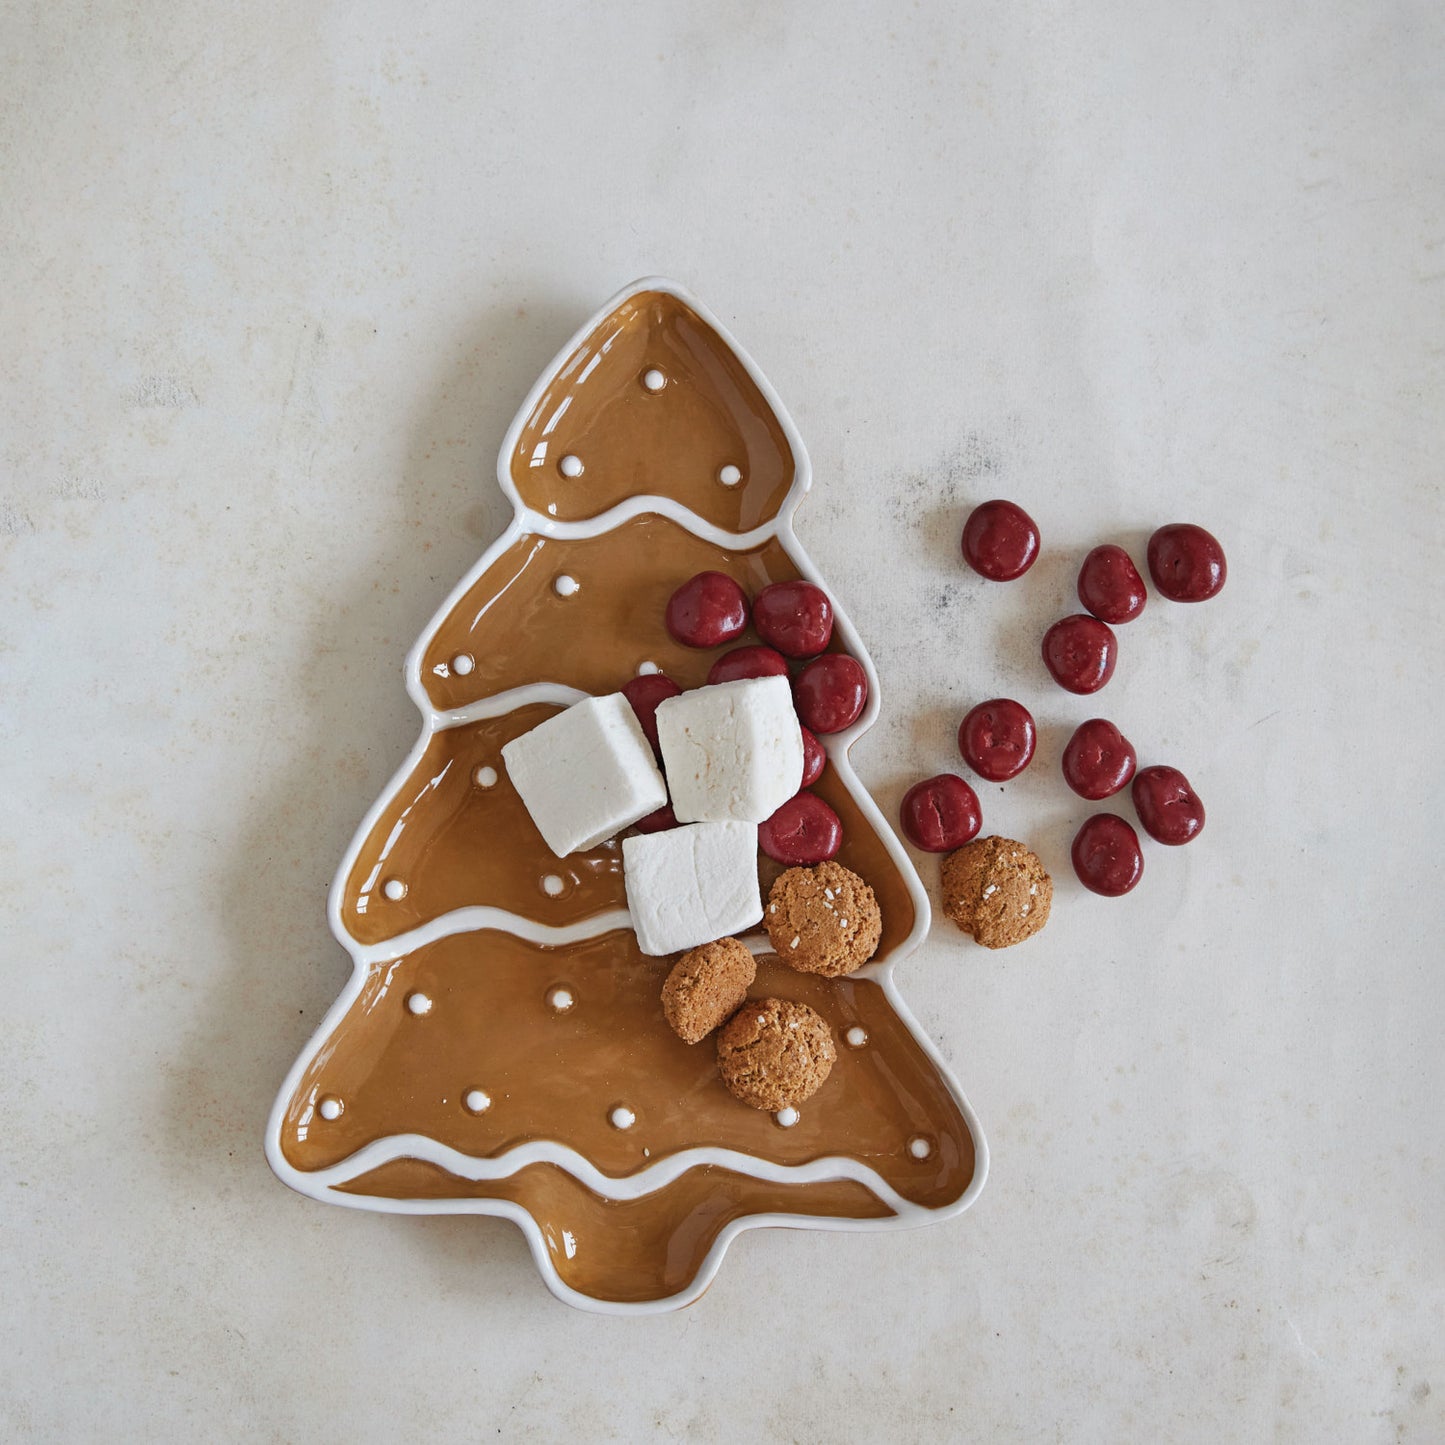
top-left (338, 1161), bottom-right (892, 1305)
top-left (276, 288), bottom-right (978, 1306)
top-left (504, 289), bottom-right (795, 531)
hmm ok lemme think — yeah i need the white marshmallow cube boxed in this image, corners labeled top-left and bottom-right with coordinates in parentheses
top-left (501, 693), bottom-right (667, 857)
top-left (655, 675), bottom-right (804, 825)
top-left (622, 820), bottom-right (762, 956)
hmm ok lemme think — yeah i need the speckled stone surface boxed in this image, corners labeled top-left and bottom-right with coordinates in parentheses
top-left (3, 2), bottom-right (1442, 1439)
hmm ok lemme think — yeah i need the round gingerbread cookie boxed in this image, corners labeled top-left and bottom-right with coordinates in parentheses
top-left (716, 998), bottom-right (837, 1111)
top-left (765, 861), bottom-right (882, 977)
top-left (661, 937), bottom-right (756, 1044)
top-left (941, 835), bottom-right (1051, 948)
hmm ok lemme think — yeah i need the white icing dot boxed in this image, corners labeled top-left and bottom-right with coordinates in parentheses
top-left (451, 653), bottom-right (474, 676)
top-left (641, 368), bottom-right (666, 392)
top-left (382, 878), bottom-right (407, 901)
top-left (718, 464), bottom-right (742, 487)
top-left (845, 1026), bottom-right (868, 1048)
top-left (542, 873), bottom-right (565, 897)
top-left (610, 1105), bottom-right (636, 1130)
top-left (406, 991), bottom-right (432, 1016)
top-left (558, 454), bottom-right (583, 477)
top-left (908, 1135), bottom-right (933, 1160)
top-left (318, 1096), bottom-right (342, 1121)
top-left (548, 987), bottom-right (574, 1012)
top-left (775, 1107), bottom-right (800, 1128)
top-left (553, 574), bottom-right (579, 597)
top-left (474, 765), bottom-right (498, 788)
top-left (464, 1089), bottom-right (491, 1114)
top-left (636, 659), bottom-right (661, 675)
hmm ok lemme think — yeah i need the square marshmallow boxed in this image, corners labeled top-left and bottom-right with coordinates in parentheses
top-left (622, 820), bottom-right (762, 956)
top-left (501, 692), bottom-right (667, 857)
top-left (655, 675), bottom-right (804, 825)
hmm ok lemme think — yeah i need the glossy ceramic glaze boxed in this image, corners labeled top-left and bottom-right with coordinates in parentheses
top-left (265, 278), bottom-right (987, 1313)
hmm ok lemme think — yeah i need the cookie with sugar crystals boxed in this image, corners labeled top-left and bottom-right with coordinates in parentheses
top-left (941, 835), bottom-right (1051, 948)
top-left (765, 861), bottom-right (881, 977)
top-left (716, 998), bottom-right (836, 1111)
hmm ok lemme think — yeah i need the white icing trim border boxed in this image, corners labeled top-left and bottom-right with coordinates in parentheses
top-left (347, 908), bottom-right (636, 968)
top-left (264, 276), bottom-right (989, 1316)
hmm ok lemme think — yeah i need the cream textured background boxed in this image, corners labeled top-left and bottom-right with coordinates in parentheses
top-left (3, 2), bottom-right (1442, 1440)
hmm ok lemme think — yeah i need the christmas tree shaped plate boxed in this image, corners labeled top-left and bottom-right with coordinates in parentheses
top-left (265, 278), bottom-right (987, 1312)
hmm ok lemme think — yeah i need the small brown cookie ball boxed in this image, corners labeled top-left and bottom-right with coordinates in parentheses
top-left (941, 835), bottom-right (1052, 948)
top-left (661, 937), bottom-right (756, 1044)
top-left (765, 861), bottom-right (882, 977)
top-left (716, 998), bottom-right (837, 1111)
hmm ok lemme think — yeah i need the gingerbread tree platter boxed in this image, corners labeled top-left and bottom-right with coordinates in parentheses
top-left (266, 278), bottom-right (987, 1312)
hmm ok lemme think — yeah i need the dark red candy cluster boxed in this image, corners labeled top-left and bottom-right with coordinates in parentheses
top-left (896, 503), bottom-right (1224, 898)
top-left (649, 572), bottom-right (869, 864)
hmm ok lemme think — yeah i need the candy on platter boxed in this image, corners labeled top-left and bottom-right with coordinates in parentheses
top-left (500, 692), bottom-right (667, 856)
top-left (621, 672), bottom-right (682, 753)
top-left (633, 802), bottom-right (679, 834)
top-left (794, 653), bottom-right (869, 733)
top-left (752, 580), bottom-right (834, 658)
top-left (621, 820), bottom-right (762, 957)
top-left (655, 675), bottom-right (803, 825)
top-left (798, 725), bottom-right (826, 788)
top-left (759, 790), bottom-right (843, 865)
top-left (707, 644), bottom-right (789, 685)
top-left (665, 570), bottom-right (750, 647)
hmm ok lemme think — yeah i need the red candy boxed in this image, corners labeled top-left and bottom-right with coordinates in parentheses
top-left (899, 774), bottom-right (982, 852)
top-left (759, 792), bottom-right (842, 865)
top-left (665, 571), bottom-right (749, 648)
top-left (633, 803), bottom-right (678, 834)
top-left (1042, 615), bottom-right (1118, 694)
top-left (1071, 814), bottom-right (1144, 896)
top-left (1131, 765), bottom-right (1206, 845)
top-left (958, 698), bottom-right (1036, 782)
top-left (1061, 718), bottom-right (1137, 800)
top-left (1077, 545), bottom-right (1147, 625)
top-left (753, 580), bottom-right (834, 659)
top-left (707, 645), bottom-right (789, 686)
top-left (961, 500), bottom-right (1040, 581)
top-left (621, 673), bottom-right (682, 752)
top-left (794, 654), bottom-right (869, 734)
top-left (1147, 524), bottom-right (1227, 603)
top-left (799, 725), bottom-right (826, 788)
